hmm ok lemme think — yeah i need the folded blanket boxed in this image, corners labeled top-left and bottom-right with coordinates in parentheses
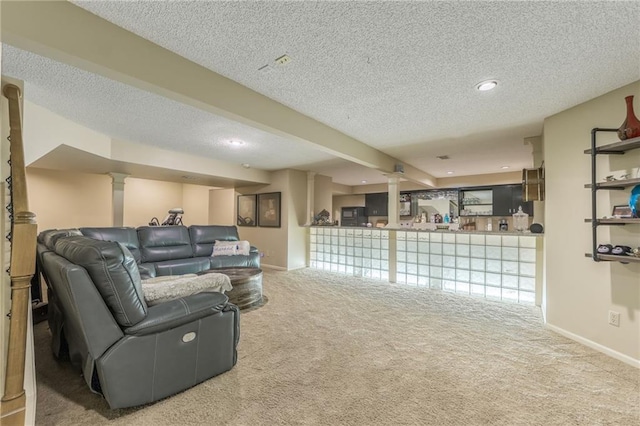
top-left (141, 273), bottom-right (232, 306)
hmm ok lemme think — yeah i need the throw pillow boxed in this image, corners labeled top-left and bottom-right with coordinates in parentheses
top-left (212, 240), bottom-right (251, 256)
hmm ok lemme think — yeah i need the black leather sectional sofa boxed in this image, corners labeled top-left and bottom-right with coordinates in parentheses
top-left (36, 225), bottom-right (259, 409)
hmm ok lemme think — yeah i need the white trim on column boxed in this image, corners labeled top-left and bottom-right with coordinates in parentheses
top-left (108, 172), bottom-right (128, 227)
top-left (305, 171), bottom-right (316, 226)
top-left (385, 173), bottom-right (401, 228)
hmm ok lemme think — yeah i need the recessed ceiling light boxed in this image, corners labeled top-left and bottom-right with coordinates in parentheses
top-left (228, 140), bottom-right (244, 146)
top-left (476, 80), bottom-right (498, 91)
top-left (501, 165), bottom-right (510, 169)
top-left (242, 163), bottom-right (250, 169)
top-left (361, 180), bottom-right (367, 184)
top-left (446, 171), bottom-right (454, 175)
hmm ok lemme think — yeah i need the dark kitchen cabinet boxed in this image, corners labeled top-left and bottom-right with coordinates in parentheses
top-left (365, 192), bottom-right (388, 216)
top-left (493, 184), bottom-right (533, 216)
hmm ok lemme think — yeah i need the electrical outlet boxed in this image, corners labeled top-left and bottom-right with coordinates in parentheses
top-left (608, 310), bottom-right (620, 327)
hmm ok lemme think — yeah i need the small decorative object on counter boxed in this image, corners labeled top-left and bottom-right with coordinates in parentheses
top-left (512, 206), bottom-right (529, 231)
top-left (499, 219), bottom-right (508, 231)
top-left (312, 209), bottom-right (333, 226)
top-left (529, 223), bottom-right (544, 233)
top-left (617, 95), bottom-right (640, 140)
top-left (630, 184), bottom-right (640, 218)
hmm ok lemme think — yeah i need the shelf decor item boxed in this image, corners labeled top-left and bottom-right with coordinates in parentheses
top-left (617, 95), bottom-right (640, 140)
top-left (630, 184), bottom-right (640, 218)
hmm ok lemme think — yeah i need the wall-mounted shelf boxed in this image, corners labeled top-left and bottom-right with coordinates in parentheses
top-left (584, 177), bottom-right (640, 190)
top-left (584, 135), bottom-right (640, 154)
top-left (584, 253), bottom-right (640, 263)
top-left (584, 218), bottom-right (640, 225)
top-left (585, 128), bottom-right (639, 263)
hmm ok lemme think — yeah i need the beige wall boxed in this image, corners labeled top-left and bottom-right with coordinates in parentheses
top-left (27, 168), bottom-right (112, 230)
top-left (123, 177), bottom-right (183, 227)
top-left (209, 188), bottom-right (235, 225)
top-left (235, 169), bottom-right (308, 270)
top-left (544, 80), bottom-right (640, 363)
top-left (237, 170), bottom-right (289, 268)
top-left (181, 183), bottom-right (212, 225)
top-left (26, 170), bottom-right (215, 230)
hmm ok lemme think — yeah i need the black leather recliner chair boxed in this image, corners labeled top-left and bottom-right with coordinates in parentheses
top-left (37, 232), bottom-right (240, 409)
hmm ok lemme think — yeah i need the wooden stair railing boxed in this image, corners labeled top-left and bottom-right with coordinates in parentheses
top-left (1, 84), bottom-right (37, 425)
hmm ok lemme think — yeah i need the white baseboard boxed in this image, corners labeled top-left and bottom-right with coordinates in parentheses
top-left (545, 323), bottom-right (640, 369)
top-left (260, 263), bottom-right (287, 271)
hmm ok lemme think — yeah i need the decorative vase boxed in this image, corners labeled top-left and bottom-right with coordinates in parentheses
top-left (630, 185), bottom-right (640, 218)
top-left (618, 95), bottom-right (640, 140)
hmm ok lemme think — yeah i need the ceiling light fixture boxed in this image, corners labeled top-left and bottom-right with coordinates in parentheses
top-left (476, 80), bottom-right (498, 91)
top-left (446, 171), bottom-right (454, 175)
top-left (501, 165), bottom-right (510, 169)
top-left (361, 180), bottom-right (367, 184)
top-left (228, 139), bottom-right (244, 146)
top-left (242, 163), bottom-right (250, 169)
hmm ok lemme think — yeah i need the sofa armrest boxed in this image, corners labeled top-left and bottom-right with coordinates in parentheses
top-left (124, 292), bottom-right (229, 336)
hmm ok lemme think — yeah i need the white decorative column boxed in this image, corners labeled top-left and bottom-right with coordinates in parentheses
top-left (305, 171), bottom-right (316, 225)
top-left (385, 173), bottom-right (401, 228)
top-left (526, 136), bottom-right (544, 225)
top-left (109, 172), bottom-right (128, 227)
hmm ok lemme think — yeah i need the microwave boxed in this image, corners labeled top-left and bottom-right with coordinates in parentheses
top-left (341, 207), bottom-right (367, 226)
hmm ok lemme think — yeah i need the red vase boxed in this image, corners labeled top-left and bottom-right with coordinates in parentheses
top-left (618, 95), bottom-right (640, 140)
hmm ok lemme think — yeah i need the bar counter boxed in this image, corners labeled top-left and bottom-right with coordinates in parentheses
top-left (308, 226), bottom-right (543, 305)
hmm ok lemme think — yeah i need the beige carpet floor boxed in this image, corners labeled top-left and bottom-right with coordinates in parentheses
top-left (34, 268), bottom-right (639, 425)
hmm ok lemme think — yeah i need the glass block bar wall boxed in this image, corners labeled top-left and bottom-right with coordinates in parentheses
top-left (395, 231), bottom-right (536, 304)
top-left (309, 227), bottom-right (390, 280)
top-left (309, 227), bottom-right (539, 305)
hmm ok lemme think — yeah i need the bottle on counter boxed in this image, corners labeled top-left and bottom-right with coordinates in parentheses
top-left (499, 219), bottom-right (508, 231)
top-left (486, 221), bottom-right (492, 231)
top-left (512, 206), bottom-right (529, 232)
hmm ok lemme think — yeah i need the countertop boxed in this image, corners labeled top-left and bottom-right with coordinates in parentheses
top-left (308, 225), bottom-right (544, 236)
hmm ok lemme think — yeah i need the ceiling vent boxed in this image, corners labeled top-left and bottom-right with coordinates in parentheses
top-left (394, 164), bottom-right (405, 174)
top-left (436, 155), bottom-right (450, 160)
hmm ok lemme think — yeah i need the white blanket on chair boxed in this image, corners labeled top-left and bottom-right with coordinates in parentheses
top-left (141, 273), bottom-right (232, 306)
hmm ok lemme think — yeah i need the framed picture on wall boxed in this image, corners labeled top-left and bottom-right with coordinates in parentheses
top-left (237, 194), bottom-right (257, 226)
top-left (258, 192), bottom-right (281, 228)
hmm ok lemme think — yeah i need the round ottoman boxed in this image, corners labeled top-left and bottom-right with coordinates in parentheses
top-left (212, 267), bottom-right (263, 310)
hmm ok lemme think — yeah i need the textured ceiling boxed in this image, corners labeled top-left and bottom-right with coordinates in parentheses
top-left (1, 45), bottom-right (336, 172)
top-left (5, 1), bottom-right (640, 187)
